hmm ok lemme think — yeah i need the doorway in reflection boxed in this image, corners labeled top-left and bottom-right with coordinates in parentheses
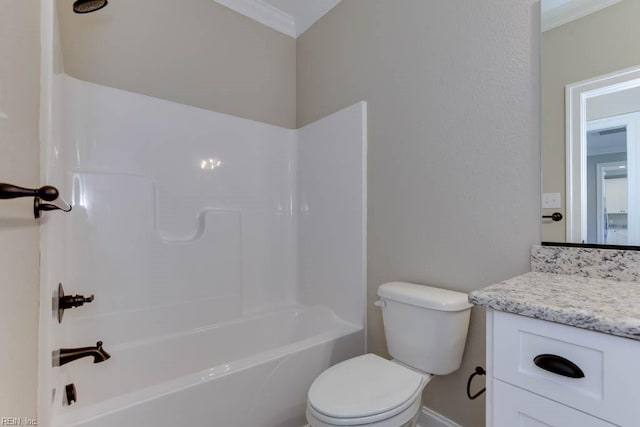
top-left (584, 107), bottom-right (640, 245)
top-left (587, 124), bottom-right (627, 244)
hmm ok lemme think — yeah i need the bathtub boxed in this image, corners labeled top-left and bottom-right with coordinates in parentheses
top-left (53, 305), bottom-right (363, 427)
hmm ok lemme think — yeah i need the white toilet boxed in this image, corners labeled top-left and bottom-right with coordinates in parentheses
top-left (306, 282), bottom-right (473, 427)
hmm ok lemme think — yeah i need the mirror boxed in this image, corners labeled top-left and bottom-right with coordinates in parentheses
top-left (541, 0), bottom-right (640, 246)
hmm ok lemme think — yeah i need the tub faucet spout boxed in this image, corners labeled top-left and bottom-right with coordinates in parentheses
top-left (54, 341), bottom-right (111, 367)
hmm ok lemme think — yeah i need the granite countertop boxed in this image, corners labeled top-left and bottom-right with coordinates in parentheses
top-left (469, 271), bottom-right (640, 341)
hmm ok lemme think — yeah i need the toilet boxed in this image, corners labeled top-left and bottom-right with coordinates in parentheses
top-left (306, 282), bottom-right (473, 427)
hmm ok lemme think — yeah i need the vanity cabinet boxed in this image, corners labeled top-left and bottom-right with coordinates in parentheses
top-left (606, 228), bottom-right (628, 245)
top-left (486, 310), bottom-right (640, 427)
top-left (605, 177), bottom-right (628, 214)
top-left (493, 381), bottom-right (615, 426)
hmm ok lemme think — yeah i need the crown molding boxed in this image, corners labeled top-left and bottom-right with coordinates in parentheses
top-left (542, 0), bottom-right (623, 32)
top-left (214, 0), bottom-right (296, 38)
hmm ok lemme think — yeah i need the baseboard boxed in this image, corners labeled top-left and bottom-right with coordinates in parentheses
top-left (417, 405), bottom-right (463, 427)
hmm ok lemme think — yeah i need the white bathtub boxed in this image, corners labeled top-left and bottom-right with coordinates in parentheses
top-left (53, 306), bottom-right (363, 427)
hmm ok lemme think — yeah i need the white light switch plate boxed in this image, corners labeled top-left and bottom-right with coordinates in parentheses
top-left (542, 193), bottom-right (561, 209)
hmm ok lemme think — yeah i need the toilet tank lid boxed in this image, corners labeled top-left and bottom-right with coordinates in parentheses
top-left (377, 282), bottom-right (472, 311)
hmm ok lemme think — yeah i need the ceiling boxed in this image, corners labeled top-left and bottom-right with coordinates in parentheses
top-left (587, 128), bottom-right (627, 157)
top-left (214, 0), bottom-right (341, 38)
top-left (541, 0), bottom-right (624, 32)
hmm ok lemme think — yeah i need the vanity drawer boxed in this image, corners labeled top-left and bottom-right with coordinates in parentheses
top-left (492, 311), bottom-right (640, 426)
top-left (493, 380), bottom-right (615, 427)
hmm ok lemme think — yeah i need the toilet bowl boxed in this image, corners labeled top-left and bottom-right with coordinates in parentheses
top-left (306, 282), bottom-right (472, 427)
top-left (306, 354), bottom-right (432, 427)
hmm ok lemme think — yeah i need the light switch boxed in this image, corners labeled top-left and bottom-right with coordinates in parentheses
top-left (542, 193), bottom-right (561, 209)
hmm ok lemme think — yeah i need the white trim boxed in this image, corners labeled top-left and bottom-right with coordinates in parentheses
top-left (542, 0), bottom-right (623, 32)
top-left (595, 163), bottom-right (607, 243)
top-left (417, 406), bottom-right (463, 427)
top-left (214, 0), bottom-right (296, 38)
top-left (39, 1), bottom-right (55, 425)
top-left (625, 114), bottom-right (640, 244)
top-left (360, 101), bottom-right (368, 353)
top-left (485, 309), bottom-right (494, 427)
top-left (565, 65), bottom-right (640, 243)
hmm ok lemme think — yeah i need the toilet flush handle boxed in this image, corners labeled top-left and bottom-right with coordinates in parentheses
top-left (374, 300), bottom-right (386, 308)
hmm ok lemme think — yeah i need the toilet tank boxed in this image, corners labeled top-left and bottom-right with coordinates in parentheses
top-left (377, 282), bottom-right (472, 375)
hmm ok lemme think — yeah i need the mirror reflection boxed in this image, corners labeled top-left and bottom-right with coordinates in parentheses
top-left (586, 110), bottom-right (636, 245)
top-left (541, 0), bottom-right (640, 245)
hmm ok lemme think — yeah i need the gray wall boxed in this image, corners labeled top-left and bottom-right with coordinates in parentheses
top-left (542, 0), bottom-right (640, 242)
top-left (57, 0), bottom-right (297, 128)
top-left (0, 0), bottom-right (41, 418)
top-left (297, 1), bottom-right (541, 425)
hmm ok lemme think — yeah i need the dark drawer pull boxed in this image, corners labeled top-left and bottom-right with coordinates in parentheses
top-left (533, 354), bottom-right (585, 378)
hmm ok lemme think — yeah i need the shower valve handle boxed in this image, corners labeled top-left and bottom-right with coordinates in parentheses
top-left (0, 183), bottom-right (59, 201)
top-left (60, 294), bottom-right (95, 310)
top-left (57, 283), bottom-right (95, 323)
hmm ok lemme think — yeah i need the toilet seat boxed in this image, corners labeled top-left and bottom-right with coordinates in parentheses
top-left (307, 354), bottom-right (431, 426)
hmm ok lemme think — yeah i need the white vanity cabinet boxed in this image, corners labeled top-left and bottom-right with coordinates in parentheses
top-left (606, 228), bottom-right (628, 245)
top-left (486, 310), bottom-right (640, 427)
top-left (605, 177), bottom-right (628, 214)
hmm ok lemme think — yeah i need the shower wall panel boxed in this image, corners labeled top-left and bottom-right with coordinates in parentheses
top-left (297, 102), bottom-right (367, 329)
top-left (57, 76), bottom-right (297, 343)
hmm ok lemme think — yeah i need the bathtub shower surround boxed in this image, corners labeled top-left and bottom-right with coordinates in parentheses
top-left (42, 75), bottom-right (366, 427)
top-left (56, 307), bottom-right (361, 427)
